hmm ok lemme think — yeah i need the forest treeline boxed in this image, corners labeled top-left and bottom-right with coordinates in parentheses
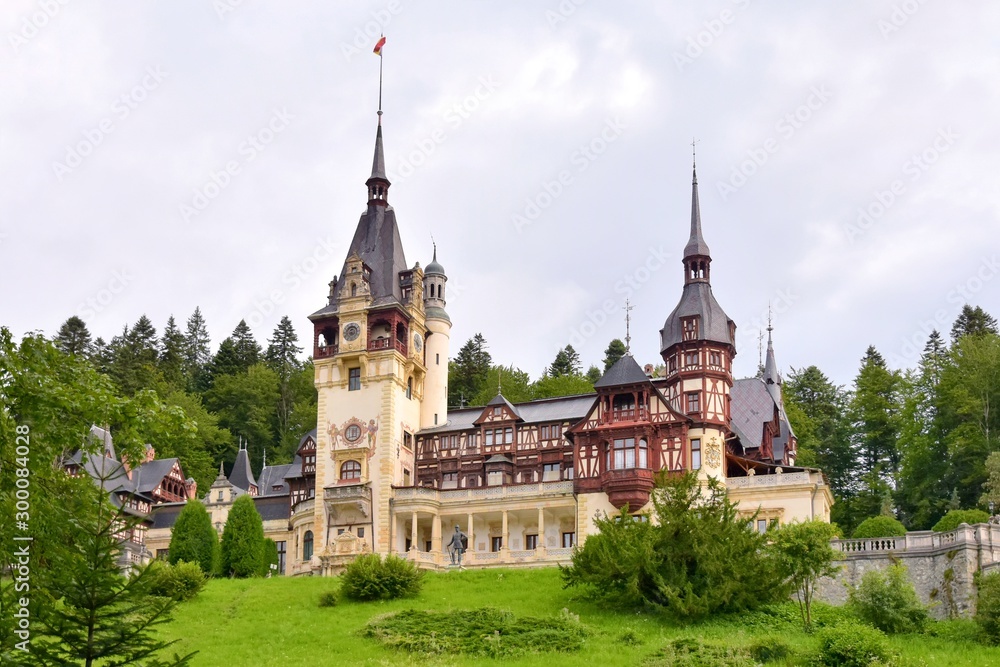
top-left (45, 302), bottom-right (1000, 533)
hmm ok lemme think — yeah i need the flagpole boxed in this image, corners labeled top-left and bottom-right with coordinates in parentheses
top-left (377, 34), bottom-right (384, 124)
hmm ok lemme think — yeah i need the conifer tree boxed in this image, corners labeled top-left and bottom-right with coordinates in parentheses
top-left (951, 304), bottom-right (999, 344)
top-left (184, 307), bottom-right (212, 391)
top-left (55, 315), bottom-right (93, 357)
top-left (603, 339), bottom-right (627, 371)
top-left (159, 315), bottom-right (187, 388)
top-left (448, 333), bottom-right (492, 407)
top-left (219, 495), bottom-right (266, 578)
top-left (548, 344), bottom-right (581, 377)
top-left (168, 499), bottom-right (219, 574)
top-left (231, 319), bottom-right (261, 369)
top-left (266, 316), bottom-right (304, 454)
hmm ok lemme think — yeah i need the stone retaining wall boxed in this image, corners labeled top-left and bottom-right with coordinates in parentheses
top-left (816, 524), bottom-right (1000, 619)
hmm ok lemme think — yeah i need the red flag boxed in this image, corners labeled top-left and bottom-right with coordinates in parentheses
top-left (373, 36), bottom-right (386, 56)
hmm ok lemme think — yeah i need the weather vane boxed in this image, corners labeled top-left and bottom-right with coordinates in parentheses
top-left (624, 299), bottom-right (634, 353)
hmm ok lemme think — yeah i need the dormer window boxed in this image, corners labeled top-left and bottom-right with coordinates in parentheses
top-left (682, 317), bottom-right (699, 341)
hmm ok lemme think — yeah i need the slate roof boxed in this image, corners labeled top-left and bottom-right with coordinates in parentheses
top-left (425, 246), bottom-right (445, 276)
top-left (684, 167), bottom-right (711, 258)
top-left (298, 429), bottom-right (317, 451)
top-left (368, 123), bottom-right (388, 182)
top-left (254, 495), bottom-right (291, 522)
top-left (730, 378), bottom-right (774, 450)
top-left (258, 463), bottom-right (296, 496)
top-left (660, 282), bottom-right (735, 351)
top-left (593, 354), bottom-right (650, 388)
top-left (149, 503), bottom-right (185, 530)
top-left (418, 394), bottom-right (595, 436)
top-left (131, 458), bottom-right (179, 494)
top-left (486, 393), bottom-right (520, 416)
top-left (228, 449), bottom-right (257, 493)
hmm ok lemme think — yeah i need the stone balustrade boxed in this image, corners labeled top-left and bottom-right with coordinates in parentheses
top-left (726, 471), bottom-right (813, 488)
top-left (393, 481), bottom-right (574, 504)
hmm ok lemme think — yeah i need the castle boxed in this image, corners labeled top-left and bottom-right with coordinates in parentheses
top-left (138, 110), bottom-right (833, 574)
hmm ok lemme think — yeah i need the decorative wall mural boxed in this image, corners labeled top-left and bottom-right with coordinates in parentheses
top-left (328, 416), bottom-right (376, 453)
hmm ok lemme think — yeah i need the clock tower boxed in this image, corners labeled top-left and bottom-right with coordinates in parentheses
top-left (306, 117), bottom-right (443, 568)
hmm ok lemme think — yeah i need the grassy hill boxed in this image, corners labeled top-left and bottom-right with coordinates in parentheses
top-left (159, 567), bottom-right (1000, 666)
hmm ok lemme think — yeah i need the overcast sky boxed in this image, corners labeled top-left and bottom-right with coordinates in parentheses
top-left (2, 1), bottom-right (998, 389)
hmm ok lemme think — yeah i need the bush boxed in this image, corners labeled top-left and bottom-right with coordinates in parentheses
top-left (976, 571), bottom-right (1000, 645)
top-left (747, 636), bottom-right (792, 664)
top-left (852, 516), bottom-right (906, 539)
top-left (815, 621), bottom-right (893, 667)
top-left (932, 509), bottom-right (991, 532)
top-left (644, 638), bottom-right (756, 667)
top-left (562, 473), bottom-right (787, 620)
top-left (145, 560), bottom-right (206, 601)
top-left (167, 499), bottom-right (218, 575)
top-left (318, 590), bottom-right (338, 608)
top-left (848, 564), bottom-right (927, 634)
top-left (219, 495), bottom-right (266, 578)
top-left (361, 607), bottom-right (587, 657)
top-left (340, 553), bottom-right (423, 601)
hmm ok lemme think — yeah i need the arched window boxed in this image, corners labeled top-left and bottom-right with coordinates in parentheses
top-left (351, 282), bottom-right (357, 297)
top-left (639, 439), bottom-right (648, 468)
top-left (341, 460), bottom-right (362, 480)
top-left (303, 530), bottom-right (313, 560)
top-left (406, 377), bottom-right (413, 399)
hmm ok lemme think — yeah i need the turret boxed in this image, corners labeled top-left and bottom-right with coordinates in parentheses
top-left (421, 244), bottom-right (451, 428)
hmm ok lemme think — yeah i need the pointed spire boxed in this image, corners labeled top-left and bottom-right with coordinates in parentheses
top-left (684, 142), bottom-right (711, 259)
top-left (366, 123), bottom-right (391, 206)
top-left (764, 309), bottom-right (780, 388)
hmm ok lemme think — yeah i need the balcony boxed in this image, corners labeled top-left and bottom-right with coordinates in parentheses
top-left (600, 468), bottom-right (655, 510)
top-left (393, 481), bottom-right (574, 505)
top-left (726, 471), bottom-right (812, 489)
top-left (598, 407), bottom-right (648, 425)
top-left (324, 483), bottom-right (372, 517)
top-left (315, 344), bottom-right (338, 359)
top-left (368, 337), bottom-right (408, 355)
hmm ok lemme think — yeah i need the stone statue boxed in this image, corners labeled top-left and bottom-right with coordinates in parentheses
top-left (445, 524), bottom-right (468, 566)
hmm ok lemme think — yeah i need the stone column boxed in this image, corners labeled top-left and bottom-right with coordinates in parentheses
top-left (432, 513), bottom-right (442, 565)
top-left (466, 513), bottom-right (475, 561)
top-left (501, 509), bottom-right (509, 560)
top-left (537, 506), bottom-right (547, 558)
top-left (410, 512), bottom-right (418, 552)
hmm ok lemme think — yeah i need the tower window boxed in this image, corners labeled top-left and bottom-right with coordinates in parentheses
top-left (351, 283), bottom-right (357, 297)
top-left (682, 317), bottom-right (699, 341)
top-left (436, 353), bottom-right (440, 365)
top-left (303, 530), bottom-right (313, 560)
top-left (406, 377), bottom-right (413, 399)
top-left (686, 392), bottom-right (700, 414)
top-left (685, 351), bottom-right (699, 367)
top-left (349, 367), bottom-right (361, 391)
top-left (709, 351), bottom-right (722, 367)
top-left (691, 438), bottom-right (702, 470)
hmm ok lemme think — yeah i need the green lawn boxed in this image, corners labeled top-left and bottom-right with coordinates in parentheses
top-left (159, 567), bottom-right (1000, 666)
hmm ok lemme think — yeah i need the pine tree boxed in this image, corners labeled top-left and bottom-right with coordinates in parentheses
top-left (951, 304), bottom-right (999, 344)
top-left (848, 346), bottom-right (902, 521)
top-left (33, 480), bottom-right (194, 666)
top-left (184, 307), bottom-right (212, 391)
top-left (168, 500), bottom-right (219, 574)
top-left (231, 319), bottom-right (261, 370)
top-left (219, 495), bottom-right (267, 578)
top-left (448, 333), bottom-right (492, 407)
top-left (549, 345), bottom-right (581, 377)
top-left (603, 339), bottom-right (627, 371)
top-left (585, 365), bottom-right (602, 384)
top-left (266, 316), bottom-right (304, 455)
top-left (159, 315), bottom-right (187, 388)
top-left (55, 315), bottom-right (93, 357)
top-left (91, 337), bottom-right (111, 375)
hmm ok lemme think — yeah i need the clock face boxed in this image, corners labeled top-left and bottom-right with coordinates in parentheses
top-left (413, 333), bottom-right (423, 352)
top-left (343, 322), bottom-right (361, 342)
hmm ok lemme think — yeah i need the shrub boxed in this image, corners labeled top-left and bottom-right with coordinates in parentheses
top-left (848, 564), bottom-right (927, 634)
top-left (219, 495), bottom-right (266, 578)
top-left (769, 519), bottom-right (841, 629)
top-left (262, 537), bottom-right (279, 575)
top-left (341, 553), bottom-right (423, 601)
top-left (976, 571), bottom-right (1000, 645)
top-left (852, 516), bottom-right (906, 539)
top-left (815, 621), bottom-right (893, 667)
top-left (932, 509), bottom-right (991, 533)
top-left (562, 473), bottom-right (787, 620)
top-left (167, 499), bottom-right (218, 574)
top-left (318, 590), bottom-right (338, 608)
top-left (145, 560), bottom-right (206, 601)
top-left (747, 636), bottom-right (792, 663)
top-left (644, 638), bottom-right (756, 667)
top-left (361, 607), bottom-right (587, 657)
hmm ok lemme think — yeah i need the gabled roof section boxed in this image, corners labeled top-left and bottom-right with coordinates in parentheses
top-left (593, 354), bottom-right (650, 389)
top-left (418, 394), bottom-right (596, 435)
top-left (297, 428), bottom-right (317, 453)
top-left (473, 393), bottom-right (522, 425)
top-left (730, 377), bottom-right (775, 450)
top-left (131, 458), bottom-right (181, 494)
